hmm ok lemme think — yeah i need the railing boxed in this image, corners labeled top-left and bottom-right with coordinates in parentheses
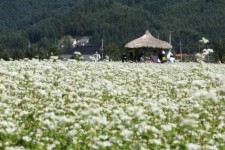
top-left (204, 55), bottom-right (214, 63)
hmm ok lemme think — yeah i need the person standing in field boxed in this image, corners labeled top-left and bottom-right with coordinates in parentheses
top-left (121, 53), bottom-right (127, 62)
top-left (167, 49), bottom-right (173, 63)
top-left (93, 51), bottom-right (101, 62)
top-left (161, 51), bottom-right (167, 63)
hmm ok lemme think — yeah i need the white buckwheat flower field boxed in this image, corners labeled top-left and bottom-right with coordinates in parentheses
top-left (0, 59), bottom-right (225, 149)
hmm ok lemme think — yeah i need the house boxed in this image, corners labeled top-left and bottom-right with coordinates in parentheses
top-left (61, 46), bottom-right (102, 61)
top-left (59, 36), bottom-right (90, 48)
top-left (76, 37), bottom-right (89, 46)
top-left (71, 39), bottom-right (77, 47)
top-left (175, 53), bottom-right (190, 62)
top-left (175, 53), bottom-right (189, 57)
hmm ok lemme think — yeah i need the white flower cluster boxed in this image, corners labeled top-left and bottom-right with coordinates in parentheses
top-left (0, 60), bottom-right (225, 149)
top-left (202, 48), bottom-right (214, 55)
top-left (199, 37), bottom-right (209, 44)
top-left (196, 37), bottom-right (213, 63)
top-left (74, 51), bottom-right (81, 55)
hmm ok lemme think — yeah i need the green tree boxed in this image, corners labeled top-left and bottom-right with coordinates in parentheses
top-left (213, 39), bottom-right (225, 63)
top-left (0, 33), bottom-right (28, 50)
top-left (39, 37), bottom-right (51, 49)
top-left (49, 45), bottom-right (63, 56)
top-left (104, 43), bottom-right (121, 61)
top-left (11, 49), bottom-right (26, 60)
top-left (0, 49), bottom-right (11, 60)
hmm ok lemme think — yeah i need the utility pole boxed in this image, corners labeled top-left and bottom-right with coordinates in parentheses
top-left (169, 31), bottom-right (172, 45)
top-left (101, 39), bottom-right (104, 59)
top-left (28, 41), bottom-right (31, 50)
top-left (179, 40), bottom-right (182, 62)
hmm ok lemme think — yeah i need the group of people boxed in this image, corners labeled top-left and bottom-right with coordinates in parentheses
top-left (94, 50), bottom-right (175, 63)
top-left (122, 50), bottom-right (175, 63)
top-left (154, 50), bottom-right (175, 63)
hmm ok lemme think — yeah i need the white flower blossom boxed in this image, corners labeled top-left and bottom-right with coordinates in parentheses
top-left (205, 145), bottom-right (218, 150)
top-left (199, 37), bottom-right (209, 44)
top-left (161, 124), bottom-right (173, 132)
top-left (149, 139), bottom-right (162, 145)
top-left (22, 136), bottom-right (32, 142)
top-left (120, 129), bottom-right (133, 139)
top-left (181, 118), bottom-right (198, 127)
top-left (185, 143), bottom-right (201, 150)
top-left (74, 51), bottom-right (81, 55)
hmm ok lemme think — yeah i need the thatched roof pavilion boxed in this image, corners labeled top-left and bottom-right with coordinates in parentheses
top-left (125, 30), bottom-right (172, 49)
top-left (124, 30), bottom-right (172, 62)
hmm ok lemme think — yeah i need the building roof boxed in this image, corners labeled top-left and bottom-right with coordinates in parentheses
top-left (63, 46), bottom-right (101, 55)
top-left (175, 54), bottom-right (189, 57)
top-left (125, 30), bottom-right (172, 49)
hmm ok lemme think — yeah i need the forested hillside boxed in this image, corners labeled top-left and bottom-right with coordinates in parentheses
top-left (0, 0), bottom-right (225, 61)
top-left (0, 0), bottom-right (83, 31)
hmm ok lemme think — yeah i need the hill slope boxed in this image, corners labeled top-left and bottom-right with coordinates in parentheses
top-left (1, 0), bottom-right (225, 60)
top-left (0, 0), bottom-right (82, 32)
